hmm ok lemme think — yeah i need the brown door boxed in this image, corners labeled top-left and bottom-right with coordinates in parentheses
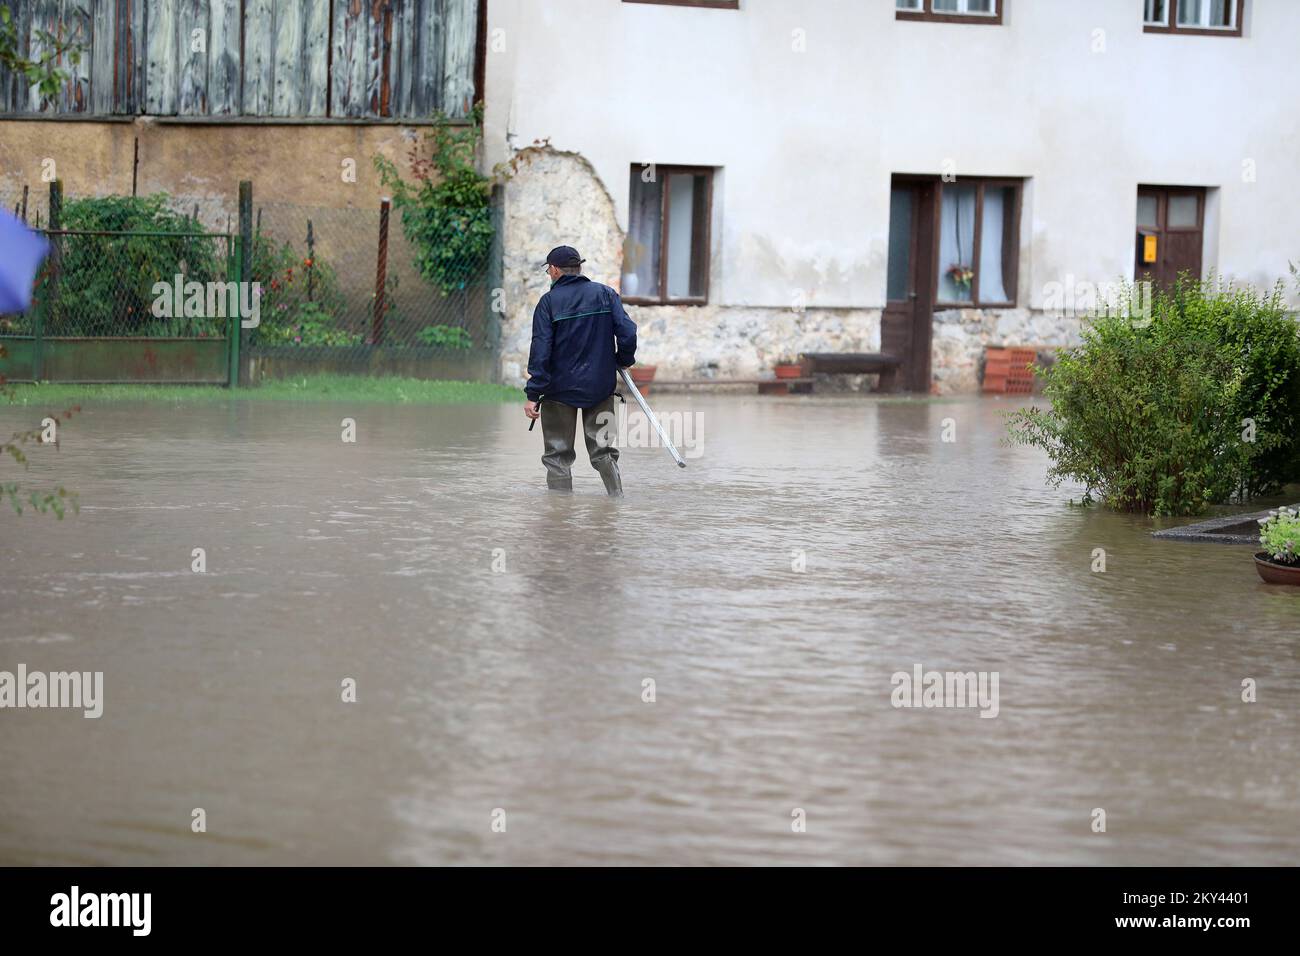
top-left (884, 178), bottom-right (937, 392)
top-left (1136, 186), bottom-right (1205, 289)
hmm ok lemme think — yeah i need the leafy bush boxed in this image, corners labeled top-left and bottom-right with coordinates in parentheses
top-left (247, 235), bottom-right (357, 347)
top-left (41, 194), bottom-right (224, 336)
top-left (374, 104), bottom-right (493, 295)
top-left (415, 325), bottom-right (473, 349)
top-left (1258, 506), bottom-right (1300, 565)
top-left (1, 6), bottom-right (84, 105)
top-left (1007, 279), bottom-right (1300, 516)
top-left (1, 348), bottom-right (79, 518)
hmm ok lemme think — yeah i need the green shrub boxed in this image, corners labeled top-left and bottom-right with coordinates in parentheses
top-left (247, 235), bottom-right (356, 347)
top-left (43, 194), bottom-right (224, 336)
top-left (1258, 507), bottom-right (1300, 565)
top-left (415, 325), bottom-right (473, 349)
top-left (1007, 279), bottom-right (1300, 516)
top-left (255, 301), bottom-right (363, 348)
top-left (374, 104), bottom-right (493, 295)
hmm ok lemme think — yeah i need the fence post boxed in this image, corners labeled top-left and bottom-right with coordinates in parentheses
top-left (35, 179), bottom-right (63, 381)
top-left (372, 197), bottom-right (390, 346)
top-left (487, 183), bottom-right (505, 368)
top-left (232, 180), bottom-right (252, 387)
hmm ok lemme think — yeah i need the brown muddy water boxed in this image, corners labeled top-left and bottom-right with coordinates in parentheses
top-left (1, 394), bottom-right (1297, 866)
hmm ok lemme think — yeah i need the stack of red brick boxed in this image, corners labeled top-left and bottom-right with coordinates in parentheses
top-left (982, 347), bottom-right (1038, 394)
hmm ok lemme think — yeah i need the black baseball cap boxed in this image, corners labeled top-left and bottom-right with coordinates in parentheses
top-left (544, 245), bottom-right (585, 269)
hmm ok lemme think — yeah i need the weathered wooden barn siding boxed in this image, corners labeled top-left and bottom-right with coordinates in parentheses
top-left (0, 0), bottom-right (477, 117)
top-left (60, 0), bottom-right (93, 111)
top-left (88, 0), bottom-right (113, 112)
top-left (176, 0), bottom-right (209, 114)
top-left (144, 0), bottom-right (175, 114)
top-left (439, 0), bottom-right (472, 115)
top-left (208, 0), bottom-right (241, 114)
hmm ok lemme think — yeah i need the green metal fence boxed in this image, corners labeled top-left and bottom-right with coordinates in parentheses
top-left (1, 227), bottom-right (239, 384)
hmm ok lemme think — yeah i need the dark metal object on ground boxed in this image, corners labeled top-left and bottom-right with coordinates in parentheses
top-left (1151, 507), bottom-right (1299, 545)
top-left (799, 351), bottom-right (903, 392)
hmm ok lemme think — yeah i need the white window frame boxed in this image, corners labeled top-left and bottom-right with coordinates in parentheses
top-left (1176, 0), bottom-right (1236, 29)
top-left (933, 0), bottom-right (997, 14)
top-left (1143, 0), bottom-right (1168, 26)
top-left (897, 0), bottom-right (1000, 20)
top-left (1145, 0), bottom-right (1242, 35)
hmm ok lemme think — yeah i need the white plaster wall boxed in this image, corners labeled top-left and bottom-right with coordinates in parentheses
top-left (485, 0), bottom-right (1300, 311)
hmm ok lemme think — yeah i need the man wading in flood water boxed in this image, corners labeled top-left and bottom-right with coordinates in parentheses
top-left (524, 245), bottom-right (638, 496)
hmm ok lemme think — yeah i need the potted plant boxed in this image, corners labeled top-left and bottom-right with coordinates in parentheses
top-left (629, 363), bottom-right (656, 396)
top-left (1254, 506), bottom-right (1300, 585)
top-left (773, 356), bottom-right (803, 379)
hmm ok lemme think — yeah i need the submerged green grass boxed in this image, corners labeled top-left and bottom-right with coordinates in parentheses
top-left (3, 375), bottom-right (520, 406)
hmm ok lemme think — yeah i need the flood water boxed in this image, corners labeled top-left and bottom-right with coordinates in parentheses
top-left (1, 394), bottom-right (1297, 865)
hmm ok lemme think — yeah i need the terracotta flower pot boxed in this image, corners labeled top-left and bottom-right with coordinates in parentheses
top-left (629, 364), bottom-right (656, 396)
top-left (773, 363), bottom-right (803, 380)
top-left (1254, 552), bottom-right (1300, 585)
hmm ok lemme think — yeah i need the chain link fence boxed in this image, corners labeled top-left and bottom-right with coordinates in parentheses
top-left (245, 201), bottom-right (495, 358)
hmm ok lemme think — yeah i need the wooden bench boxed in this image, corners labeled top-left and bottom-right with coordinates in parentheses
top-left (652, 377), bottom-right (814, 395)
top-left (799, 352), bottom-right (903, 392)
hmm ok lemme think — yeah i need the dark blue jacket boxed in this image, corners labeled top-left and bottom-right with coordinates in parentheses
top-left (524, 275), bottom-right (637, 408)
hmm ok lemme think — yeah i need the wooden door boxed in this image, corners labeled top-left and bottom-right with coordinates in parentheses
top-left (1136, 186), bottom-right (1205, 289)
top-left (883, 178), bottom-right (936, 392)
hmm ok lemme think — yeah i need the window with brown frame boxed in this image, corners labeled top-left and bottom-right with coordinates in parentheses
top-left (622, 166), bottom-right (714, 305)
top-left (934, 179), bottom-right (1022, 307)
top-left (1144, 0), bottom-right (1243, 36)
top-left (623, 1), bottom-right (740, 9)
top-left (896, 0), bottom-right (1002, 25)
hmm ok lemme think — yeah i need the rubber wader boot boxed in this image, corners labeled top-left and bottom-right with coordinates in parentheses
top-left (584, 397), bottom-right (623, 498)
top-left (541, 396), bottom-right (623, 496)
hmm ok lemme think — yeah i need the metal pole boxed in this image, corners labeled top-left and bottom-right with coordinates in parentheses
top-left (618, 368), bottom-right (687, 468)
top-left (35, 179), bottom-right (63, 381)
top-left (233, 180), bottom-right (252, 387)
top-left (372, 197), bottom-right (390, 346)
top-left (306, 219), bottom-right (315, 302)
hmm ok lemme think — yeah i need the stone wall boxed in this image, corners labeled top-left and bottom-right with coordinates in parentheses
top-left (931, 308), bottom-right (1083, 394)
top-left (497, 147), bottom-right (624, 385)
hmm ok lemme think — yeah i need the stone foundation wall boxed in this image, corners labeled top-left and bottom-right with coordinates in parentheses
top-left (931, 308), bottom-right (1083, 394)
top-left (625, 304), bottom-right (881, 382)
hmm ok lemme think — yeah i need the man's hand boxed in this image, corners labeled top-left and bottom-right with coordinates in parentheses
top-left (524, 400), bottom-right (540, 421)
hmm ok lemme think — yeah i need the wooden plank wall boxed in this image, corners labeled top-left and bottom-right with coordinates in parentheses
top-left (0, 0), bottom-right (477, 118)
